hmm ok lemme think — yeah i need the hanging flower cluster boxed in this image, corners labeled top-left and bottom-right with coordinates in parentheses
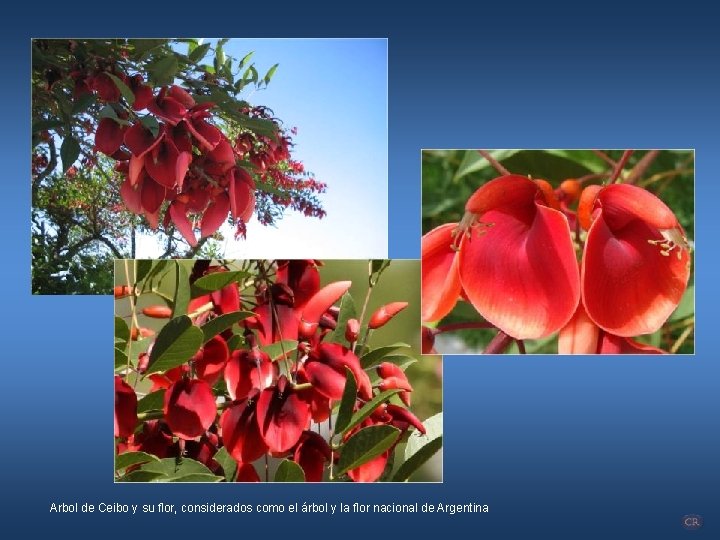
top-left (115, 260), bottom-right (434, 482)
top-left (422, 174), bottom-right (692, 354)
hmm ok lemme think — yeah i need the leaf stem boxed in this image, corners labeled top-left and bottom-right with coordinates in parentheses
top-left (478, 150), bottom-right (511, 175)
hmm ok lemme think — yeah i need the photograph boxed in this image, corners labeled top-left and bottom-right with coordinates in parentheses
top-left (422, 149), bottom-right (694, 355)
top-left (114, 259), bottom-right (442, 482)
top-left (32, 38), bottom-right (388, 295)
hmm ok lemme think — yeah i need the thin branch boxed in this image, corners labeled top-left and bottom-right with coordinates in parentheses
top-left (592, 150), bottom-right (616, 168)
top-left (484, 331), bottom-right (513, 354)
top-left (478, 150), bottom-right (511, 176)
top-left (608, 150), bottom-right (634, 184)
top-left (624, 150), bottom-right (659, 185)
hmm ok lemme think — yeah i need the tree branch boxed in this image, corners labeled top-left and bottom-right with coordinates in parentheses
top-left (478, 150), bottom-right (511, 175)
top-left (624, 150), bottom-right (659, 185)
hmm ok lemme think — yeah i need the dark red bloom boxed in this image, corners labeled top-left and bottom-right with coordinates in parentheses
top-left (193, 335), bottom-right (230, 385)
top-left (95, 118), bottom-right (125, 156)
top-left (255, 376), bottom-right (311, 453)
top-left (114, 375), bottom-right (137, 438)
top-left (224, 349), bottom-right (277, 401)
top-left (304, 343), bottom-right (372, 401)
top-left (376, 362), bottom-right (413, 406)
top-left (293, 431), bottom-right (332, 482)
top-left (298, 281), bottom-right (352, 339)
top-left (147, 86), bottom-right (189, 125)
top-left (163, 378), bottom-right (217, 440)
top-left (92, 72), bottom-right (120, 102)
top-left (236, 463), bottom-right (261, 482)
top-left (220, 394), bottom-right (268, 463)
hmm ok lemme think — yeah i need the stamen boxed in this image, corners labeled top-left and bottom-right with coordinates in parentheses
top-left (647, 228), bottom-right (689, 260)
top-left (451, 212), bottom-right (494, 251)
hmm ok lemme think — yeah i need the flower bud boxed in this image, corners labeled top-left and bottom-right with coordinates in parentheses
top-left (345, 318), bottom-right (360, 342)
top-left (368, 302), bottom-right (408, 329)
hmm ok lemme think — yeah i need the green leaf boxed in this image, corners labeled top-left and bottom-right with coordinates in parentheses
top-left (274, 459), bottom-right (305, 482)
top-left (60, 136), bottom-right (80, 172)
top-left (115, 451), bottom-right (160, 471)
top-left (140, 260), bottom-right (171, 292)
top-left (191, 271), bottom-right (247, 296)
top-left (118, 470), bottom-right (167, 482)
top-left (201, 311), bottom-right (254, 343)
top-left (148, 54), bottom-right (179, 86)
top-left (115, 316), bottom-right (130, 344)
top-left (333, 368), bottom-right (357, 434)
top-left (137, 390), bottom-right (165, 413)
top-left (235, 114), bottom-right (278, 138)
top-left (453, 150), bottom-right (519, 182)
top-left (261, 340), bottom-right (299, 361)
top-left (227, 334), bottom-right (244, 351)
top-left (106, 73), bottom-right (135, 106)
top-left (172, 262), bottom-right (190, 318)
top-left (324, 292), bottom-right (356, 346)
top-left (71, 92), bottom-right (96, 114)
top-left (215, 44), bottom-right (226, 71)
top-left (341, 389), bottom-right (402, 435)
top-left (189, 42), bottom-right (211, 63)
top-left (392, 436), bottom-right (442, 482)
top-left (238, 51), bottom-right (254, 69)
top-left (140, 115), bottom-right (160, 138)
top-left (213, 447), bottom-right (237, 482)
top-left (360, 343), bottom-right (412, 369)
top-left (337, 425), bottom-right (400, 476)
top-left (32, 118), bottom-right (65, 134)
top-left (405, 412), bottom-right (443, 457)
top-left (135, 260), bottom-right (153, 285)
top-left (130, 39), bottom-right (167, 60)
top-left (378, 354), bottom-right (417, 371)
top-left (141, 457), bottom-right (215, 478)
top-left (164, 474), bottom-right (223, 483)
top-left (114, 347), bottom-right (128, 369)
top-left (146, 315), bottom-right (203, 374)
top-left (263, 63), bottom-right (279, 85)
top-left (98, 104), bottom-right (120, 120)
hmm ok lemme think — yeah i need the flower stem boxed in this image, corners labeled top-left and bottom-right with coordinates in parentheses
top-left (608, 150), bottom-right (634, 184)
top-left (478, 150), bottom-right (511, 175)
top-left (484, 331), bottom-right (513, 354)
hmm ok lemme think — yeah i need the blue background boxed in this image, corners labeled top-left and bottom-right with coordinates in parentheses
top-left (5, 2), bottom-right (719, 538)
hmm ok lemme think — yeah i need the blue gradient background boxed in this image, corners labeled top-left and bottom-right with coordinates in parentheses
top-left (6, 3), bottom-right (719, 538)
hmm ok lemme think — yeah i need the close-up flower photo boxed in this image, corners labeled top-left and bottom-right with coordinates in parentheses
top-left (114, 259), bottom-right (442, 482)
top-left (422, 149), bottom-right (694, 355)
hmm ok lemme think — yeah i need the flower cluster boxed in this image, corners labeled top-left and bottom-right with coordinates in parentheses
top-left (422, 174), bottom-right (692, 354)
top-left (115, 260), bottom-right (425, 482)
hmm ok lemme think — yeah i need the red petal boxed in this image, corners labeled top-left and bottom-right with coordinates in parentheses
top-left (168, 85), bottom-right (196, 108)
top-left (598, 333), bottom-right (667, 354)
top-left (301, 281), bottom-right (352, 327)
top-left (220, 400), bottom-right (268, 463)
top-left (236, 463), bottom-right (261, 482)
top-left (207, 137), bottom-right (236, 172)
top-left (168, 202), bottom-right (197, 247)
top-left (304, 361), bottom-right (347, 400)
top-left (145, 138), bottom-right (181, 188)
top-left (124, 122), bottom-right (163, 158)
top-left (131, 84), bottom-right (153, 111)
top-left (175, 151), bottom-right (192, 191)
top-left (465, 174), bottom-right (539, 214)
top-left (582, 194), bottom-right (690, 336)
top-left (229, 170), bottom-right (255, 222)
top-left (95, 117), bottom-right (124, 156)
top-left (348, 451), bottom-right (389, 482)
top-left (129, 154), bottom-right (145, 187)
top-left (316, 343), bottom-right (372, 400)
top-left (140, 177), bottom-right (167, 214)
top-left (194, 336), bottom-right (229, 385)
top-left (294, 431), bottom-right (332, 482)
top-left (459, 202), bottom-right (580, 340)
top-left (185, 117), bottom-right (223, 152)
top-left (114, 376), bottom-right (137, 438)
top-left (421, 223), bottom-right (461, 321)
top-left (597, 184), bottom-right (681, 231)
top-left (200, 192), bottom-right (230, 238)
top-left (224, 350), bottom-right (277, 401)
top-left (163, 379), bottom-right (216, 440)
top-left (148, 94), bottom-right (187, 125)
top-left (120, 176), bottom-right (143, 214)
top-left (256, 377), bottom-right (311, 453)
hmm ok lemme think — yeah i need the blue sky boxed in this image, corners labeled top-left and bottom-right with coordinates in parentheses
top-left (137, 38), bottom-right (388, 259)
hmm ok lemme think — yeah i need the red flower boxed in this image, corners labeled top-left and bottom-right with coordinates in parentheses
top-left (236, 463), bottom-right (261, 482)
top-left (376, 362), bottom-right (413, 406)
top-left (580, 183), bottom-right (691, 336)
top-left (255, 375), bottom-right (311, 453)
top-left (163, 378), bottom-right (217, 440)
top-left (304, 343), bottom-right (372, 401)
top-left (368, 302), bottom-right (408, 329)
top-left (147, 86), bottom-right (189, 125)
top-left (95, 118), bottom-right (126, 156)
top-left (456, 175), bottom-right (581, 339)
top-left (220, 394), bottom-right (268, 463)
top-left (114, 376), bottom-right (137, 438)
top-left (224, 349), bottom-right (277, 401)
top-left (298, 281), bottom-right (352, 339)
top-left (192, 335), bottom-right (230, 385)
top-left (293, 431), bottom-right (332, 482)
top-left (128, 74), bottom-right (153, 111)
